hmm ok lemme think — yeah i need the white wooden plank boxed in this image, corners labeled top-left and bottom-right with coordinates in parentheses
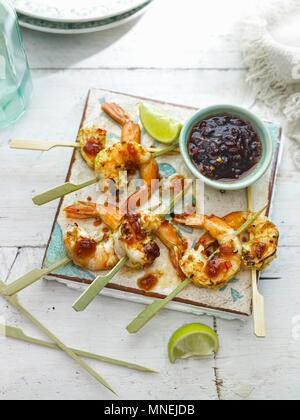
top-left (211, 244), bottom-right (300, 400)
top-left (0, 247), bottom-right (217, 400)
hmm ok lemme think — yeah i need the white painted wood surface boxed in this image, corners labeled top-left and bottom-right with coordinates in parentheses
top-left (0, 0), bottom-right (299, 400)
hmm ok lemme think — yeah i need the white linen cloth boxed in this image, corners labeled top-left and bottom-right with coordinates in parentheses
top-left (241, 0), bottom-right (300, 168)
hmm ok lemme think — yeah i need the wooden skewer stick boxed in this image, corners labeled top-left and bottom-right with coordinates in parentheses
top-left (10, 139), bottom-right (179, 155)
top-left (10, 139), bottom-right (79, 151)
top-left (0, 323), bottom-right (157, 373)
top-left (0, 282), bottom-right (117, 395)
top-left (126, 205), bottom-right (268, 334)
top-left (248, 187), bottom-right (266, 338)
top-left (0, 236), bottom-right (107, 297)
top-left (31, 143), bottom-right (179, 206)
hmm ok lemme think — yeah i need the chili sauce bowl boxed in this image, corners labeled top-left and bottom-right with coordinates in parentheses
top-left (179, 105), bottom-right (273, 191)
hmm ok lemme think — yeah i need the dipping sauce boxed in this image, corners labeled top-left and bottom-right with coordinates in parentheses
top-left (83, 138), bottom-right (104, 156)
top-left (188, 114), bottom-right (262, 180)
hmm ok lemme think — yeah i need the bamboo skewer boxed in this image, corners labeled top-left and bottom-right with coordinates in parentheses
top-left (10, 139), bottom-right (179, 155)
top-left (127, 279), bottom-right (192, 334)
top-left (32, 177), bottom-right (101, 206)
top-left (126, 205), bottom-right (268, 334)
top-left (10, 139), bottom-right (79, 151)
top-left (0, 257), bottom-right (71, 296)
top-left (0, 282), bottom-right (117, 395)
top-left (31, 142), bottom-right (179, 206)
top-left (248, 187), bottom-right (266, 338)
top-left (0, 323), bottom-right (157, 373)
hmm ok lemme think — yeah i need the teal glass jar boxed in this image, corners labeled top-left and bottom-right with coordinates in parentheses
top-left (0, 0), bottom-right (32, 128)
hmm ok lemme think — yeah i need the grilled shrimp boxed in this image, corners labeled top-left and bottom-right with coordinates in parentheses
top-left (95, 142), bottom-right (160, 192)
top-left (78, 126), bottom-right (107, 168)
top-left (114, 212), bottom-right (187, 270)
top-left (114, 213), bottom-right (161, 268)
top-left (102, 102), bottom-right (141, 144)
top-left (64, 201), bottom-right (123, 231)
top-left (197, 211), bottom-right (279, 271)
top-left (64, 202), bottom-right (187, 274)
top-left (174, 213), bottom-right (242, 289)
top-left (64, 225), bottom-right (119, 272)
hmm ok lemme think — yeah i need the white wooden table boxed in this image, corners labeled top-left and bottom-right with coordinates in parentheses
top-left (1, 0), bottom-right (299, 400)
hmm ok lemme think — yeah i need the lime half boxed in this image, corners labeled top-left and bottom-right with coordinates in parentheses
top-left (168, 323), bottom-right (219, 363)
top-left (139, 102), bottom-right (182, 144)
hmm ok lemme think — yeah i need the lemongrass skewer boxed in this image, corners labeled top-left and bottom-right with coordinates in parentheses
top-left (0, 323), bottom-right (157, 373)
top-left (0, 282), bottom-right (116, 395)
top-left (10, 138), bottom-right (179, 155)
top-left (32, 143), bottom-right (179, 206)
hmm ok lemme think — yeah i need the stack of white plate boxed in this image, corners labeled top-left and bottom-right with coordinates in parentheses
top-left (12, 0), bottom-right (154, 34)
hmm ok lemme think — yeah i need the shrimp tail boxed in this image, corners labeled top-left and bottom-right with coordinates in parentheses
top-left (102, 103), bottom-right (131, 126)
top-left (64, 201), bottom-right (100, 220)
top-left (64, 201), bottom-right (122, 232)
top-left (169, 247), bottom-right (187, 280)
top-left (155, 220), bottom-right (188, 279)
top-left (173, 213), bottom-right (205, 228)
top-left (102, 102), bottom-right (141, 144)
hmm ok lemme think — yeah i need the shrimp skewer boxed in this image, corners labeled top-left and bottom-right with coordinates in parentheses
top-left (0, 224), bottom-right (120, 297)
top-left (126, 206), bottom-right (268, 334)
top-left (193, 211), bottom-right (279, 271)
top-left (174, 214), bottom-right (242, 289)
top-left (64, 201), bottom-right (187, 276)
top-left (32, 137), bottom-right (177, 206)
top-left (70, 203), bottom-right (186, 312)
top-left (11, 126), bottom-right (107, 170)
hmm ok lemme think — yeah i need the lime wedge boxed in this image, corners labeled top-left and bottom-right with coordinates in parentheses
top-left (139, 103), bottom-right (182, 144)
top-left (168, 323), bottom-right (219, 363)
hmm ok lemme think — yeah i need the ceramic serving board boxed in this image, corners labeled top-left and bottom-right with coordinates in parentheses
top-left (43, 89), bottom-right (282, 320)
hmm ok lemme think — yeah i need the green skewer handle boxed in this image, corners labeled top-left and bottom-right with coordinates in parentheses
top-left (0, 257), bottom-right (71, 296)
top-left (127, 279), bottom-right (192, 334)
top-left (0, 282), bottom-right (116, 395)
top-left (32, 177), bottom-right (100, 206)
top-left (72, 256), bottom-right (129, 312)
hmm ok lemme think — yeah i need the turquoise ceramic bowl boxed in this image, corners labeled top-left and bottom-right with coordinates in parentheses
top-left (179, 105), bottom-right (273, 191)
